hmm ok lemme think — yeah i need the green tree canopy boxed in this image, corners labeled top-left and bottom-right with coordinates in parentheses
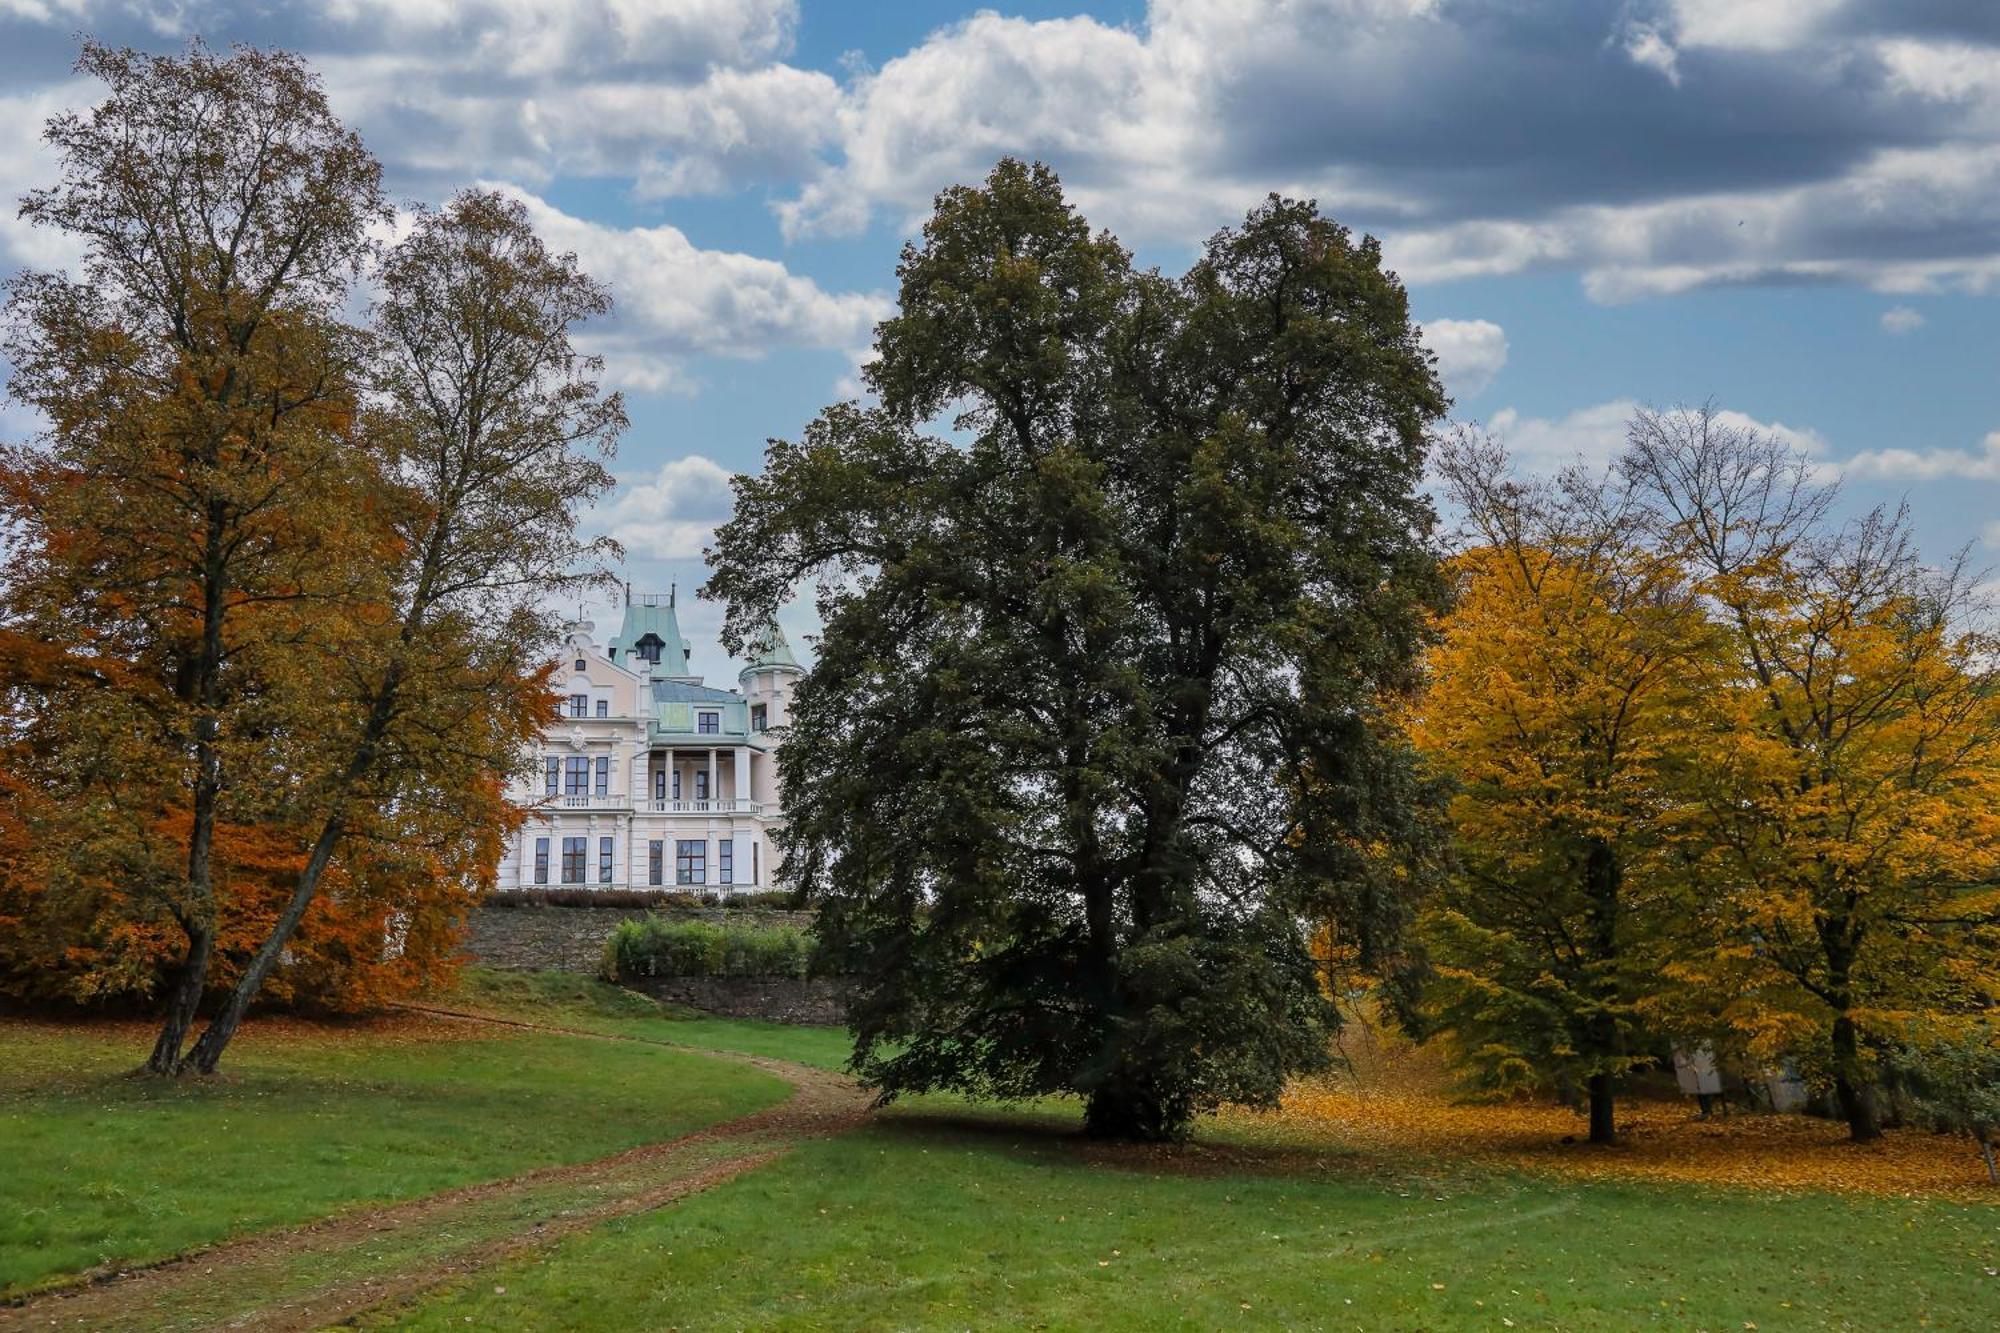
top-left (707, 159), bottom-right (1447, 1140)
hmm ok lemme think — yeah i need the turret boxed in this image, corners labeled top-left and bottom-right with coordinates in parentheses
top-left (737, 620), bottom-right (803, 734)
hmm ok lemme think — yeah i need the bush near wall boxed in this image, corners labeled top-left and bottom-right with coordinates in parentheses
top-left (604, 916), bottom-right (811, 980)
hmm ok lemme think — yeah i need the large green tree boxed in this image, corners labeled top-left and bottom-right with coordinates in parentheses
top-left (707, 160), bottom-right (1445, 1140)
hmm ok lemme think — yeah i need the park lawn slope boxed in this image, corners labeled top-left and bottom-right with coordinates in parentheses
top-left (390, 1111), bottom-right (1998, 1331)
top-left (0, 1015), bottom-right (788, 1296)
top-left (447, 967), bottom-right (856, 1072)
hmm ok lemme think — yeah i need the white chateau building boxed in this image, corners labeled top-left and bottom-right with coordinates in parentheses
top-left (496, 591), bottom-right (800, 893)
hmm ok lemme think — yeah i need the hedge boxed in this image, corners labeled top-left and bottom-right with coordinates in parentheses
top-left (604, 916), bottom-right (812, 980)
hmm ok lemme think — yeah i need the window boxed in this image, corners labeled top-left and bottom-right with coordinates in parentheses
top-left (718, 839), bottom-right (733, 886)
top-left (574, 658), bottom-right (587, 671)
top-left (594, 756), bottom-right (609, 797)
top-left (672, 769), bottom-right (682, 800)
top-left (565, 756), bottom-right (590, 795)
top-left (533, 836), bottom-right (549, 885)
top-left (752, 840), bottom-right (759, 885)
top-left (544, 757), bottom-right (559, 796)
top-left (676, 839), bottom-right (705, 885)
top-left (634, 632), bottom-right (663, 664)
top-left (598, 836), bottom-right (614, 884)
top-left (561, 837), bottom-right (586, 884)
top-left (570, 694), bottom-right (588, 718)
top-left (693, 770), bottom-right (709, 800)
top-left (750, 704), bottom-right (767, 731)
top-left (653, 769), bottom-right (666, 801)
top-left (595, 698), bottom-right (608, 718)
top-left (648, 840), bottom-right (664, 886)
top-left (697, 710), bottom-right (719, 734)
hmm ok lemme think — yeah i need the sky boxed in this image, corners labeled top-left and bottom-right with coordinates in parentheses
top-left (2, 1), bottom-right (1997, 681)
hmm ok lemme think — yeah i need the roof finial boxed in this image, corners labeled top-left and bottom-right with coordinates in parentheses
top-left (669, 582), bottom-right (677, 608)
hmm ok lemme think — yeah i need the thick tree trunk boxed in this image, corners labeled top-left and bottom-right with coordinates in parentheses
top-left (1084, 1064), bottom-right (1191, 1142)
top-left (185, 815), bottom-right (346, 1074)
top-left (1587, 1072), bottom-right (1617, 1144)
top-left (144, 921), bottom-right (213, 1075)
top-left (1830, 1013), bottom-right (1882, 1143)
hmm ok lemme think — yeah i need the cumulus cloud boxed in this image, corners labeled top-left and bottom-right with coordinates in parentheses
top-left (598, 455), bottom-right (738, 561)
top-left (6, 0), bottom-right (2000, 306)
top-left (1842, 429), bottom-right (2000, 482)
top-left (1424, 318), bottom-right (1508, 399)
top-left (1480, 399), bottom-right (1829, 474)
top-left (1880, 305), bottom-right (1926, 334)
top-left (492, 186), bottom-right (889, 391)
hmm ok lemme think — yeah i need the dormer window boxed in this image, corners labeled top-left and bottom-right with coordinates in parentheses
top-left (697, 710), bottom-right (719, 735)
top-left (634, 633), bottom-right (664, 664)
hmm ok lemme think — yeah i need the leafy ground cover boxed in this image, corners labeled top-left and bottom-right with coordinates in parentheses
top-left (389, 1109), bottom-right (2000, 1331)
top-left (0, 1013), bottom-right (787, 1295)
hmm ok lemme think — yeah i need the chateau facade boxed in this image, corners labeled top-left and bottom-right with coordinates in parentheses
top-left (496, 592), bottom-right (799, 894)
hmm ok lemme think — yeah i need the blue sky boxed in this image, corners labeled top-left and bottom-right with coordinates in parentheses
top-left (2, 1), bottom-right (1996, 680)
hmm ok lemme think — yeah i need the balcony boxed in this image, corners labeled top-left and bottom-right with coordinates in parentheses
top-left (645, 798), bottom-right (765, 816)
top-left (549, 794), bottom-right (629, 810)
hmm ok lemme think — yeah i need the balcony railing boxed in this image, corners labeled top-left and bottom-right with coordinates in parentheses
top-left (646, 798), bottom-right (762, 815)
top-left (551, 794), bottom-right (629, 809)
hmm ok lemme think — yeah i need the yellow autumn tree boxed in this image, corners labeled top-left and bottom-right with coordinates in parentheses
top-left (1625, 405), bottom-right (2000, 1141)
top-left (1411, 434), bottom-right (1714, 1143)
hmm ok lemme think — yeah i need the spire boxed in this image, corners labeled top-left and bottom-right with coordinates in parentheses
top-left (744, 619), bottom-right (801, 672)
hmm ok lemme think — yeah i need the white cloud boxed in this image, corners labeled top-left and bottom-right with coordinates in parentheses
top-left (1622, 24), bottom-right (1682, 86)
top-left (1984, 520), bottom-right (2000, 550)
top-left (1842, 430), bottom-right (2000, 482)
top-left (491, 186), bottom-right (889, 391)
top-left (1880, 305), bottom-right (1925, 335)
top-left (1481, 399), bottom-right (1638, 473)
top-left (1480, 399), bottom-right (1829, 475)
top-left (1425, 318), bottom-right (1508, 399)
top-left (0, 83), bottom-right (91, 271)
top-left (598, 455), bottom-right (737, 560)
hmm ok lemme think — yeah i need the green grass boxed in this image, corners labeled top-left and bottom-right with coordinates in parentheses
top-left (391, 1112), bottom-right (2000, 1331)
top-left (449, 967), bottom-right (858, 1071)
top-left (0, 1015), bottom-right (788, 1295)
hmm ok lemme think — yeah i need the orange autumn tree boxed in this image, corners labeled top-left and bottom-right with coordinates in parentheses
top-left (1410, 434), bottom-right (1713, 1143)
top-left (0, 46), bottom-right (617, 1072)
top-left (0, 42), bottom-right (389, 1068)
top-left (1625, 406), bottom-right (2000, 1142)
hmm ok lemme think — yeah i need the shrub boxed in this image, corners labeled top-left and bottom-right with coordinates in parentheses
top-left (604, 916), bottom-right (811, 981)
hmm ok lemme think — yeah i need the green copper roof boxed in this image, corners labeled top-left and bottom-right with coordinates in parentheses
top-left (607, 591), bottom-right (693, 675)
top-left (743, 620), bottom-right (801, 672)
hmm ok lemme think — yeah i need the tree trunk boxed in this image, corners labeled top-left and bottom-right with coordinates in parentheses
top-left (185, 815), bottom-right (347, 1074)
top-left (144, 921), bottom-right (213, 1075)
top-left (1587, 1071), bottom-right (1617, 1144)
top-left (1830, 1013), bottom-right (1882, 1143)
top-left (1978, 1134), bottom-right (1997, 1186)
top-left (1084, 1063), bottom-right (1190, 1143)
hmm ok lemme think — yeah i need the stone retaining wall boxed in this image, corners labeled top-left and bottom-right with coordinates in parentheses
top-left (463, 903), bottom-right (816, 975)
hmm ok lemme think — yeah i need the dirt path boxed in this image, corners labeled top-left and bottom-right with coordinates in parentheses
top-left (1, 1011), bottom-right (871, 1332)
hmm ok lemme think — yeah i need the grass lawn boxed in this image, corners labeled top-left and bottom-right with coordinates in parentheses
top-left (0, 1013), bottom-right (788, 1296)
top-left (390, 1109), bottom-right (2000, 1331)
top-left (450, 967), bottom-right (858, 1071)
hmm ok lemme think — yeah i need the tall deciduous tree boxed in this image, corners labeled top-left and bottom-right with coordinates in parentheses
top-left (2, 41), bottom-right (388, 1072)
top-left (1624, 405), bottom-right (2000, 1141)
top-left (178, 191), bottom-right (623, 1073)
top-left (707, 160), bottom-right (1444, 1140)
top-left (1413, 434), bottom-right (1712, 1142)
